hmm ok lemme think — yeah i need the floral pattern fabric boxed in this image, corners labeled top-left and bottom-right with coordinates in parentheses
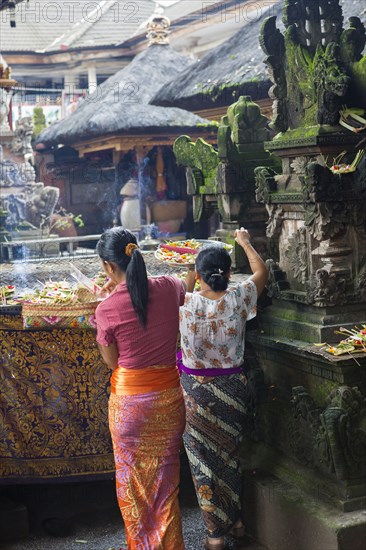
top-left (179, 280), bottom-right (257, 371)
top-left (181, 371), bottom-right (248, 538)
top-left (109, 387), bottom-right (185, 549)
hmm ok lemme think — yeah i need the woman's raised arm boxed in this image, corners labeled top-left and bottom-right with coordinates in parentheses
top-left (235, 227), bottom-right (268, 296)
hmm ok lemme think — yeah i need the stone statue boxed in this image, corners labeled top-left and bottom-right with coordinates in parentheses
top-left (25, 182), bottom-right (60, 229)
top-left (0, 158), bottom-right (29, 187)
top-left (11, 116), bottom-right (34, 158)
top-left (260, 0), bottom-right (354, 132)
top-left (218, 95), bottom-right (269, 157)
top-left (313, 43), bottom-right (350, 125)
top-left (0, 88), bottom-right (12, 130)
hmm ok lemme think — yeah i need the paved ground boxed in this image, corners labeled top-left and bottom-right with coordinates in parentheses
top-left (0, 458), bottom-right (267, 550)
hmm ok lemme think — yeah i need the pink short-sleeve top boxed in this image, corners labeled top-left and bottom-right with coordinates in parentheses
top-left (95, 275), bottom-right (185, 369)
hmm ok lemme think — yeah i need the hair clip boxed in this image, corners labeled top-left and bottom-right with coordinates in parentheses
top-left (125, 243), bottom-right (138, 257)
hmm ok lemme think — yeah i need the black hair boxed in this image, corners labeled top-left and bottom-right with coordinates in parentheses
top-left (96, 227), bottom-right (149, 327)
top-left (195, 246), bottom-right (231, 292)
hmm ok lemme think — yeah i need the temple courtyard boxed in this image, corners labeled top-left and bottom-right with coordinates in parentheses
top-left (0, 457), bottom-right (266, 550)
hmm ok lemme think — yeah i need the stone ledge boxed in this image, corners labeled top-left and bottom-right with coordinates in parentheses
top-left (242, 470), bottom-right (366, 550)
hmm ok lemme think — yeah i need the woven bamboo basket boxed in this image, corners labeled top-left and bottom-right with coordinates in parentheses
top-left (22, 300), bottom-right (99, 330)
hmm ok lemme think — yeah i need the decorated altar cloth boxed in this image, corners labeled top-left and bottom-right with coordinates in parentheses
top-left (0, 315), bottom-right (114, 482)
top-left (0, 254), bottom-right (181, 483)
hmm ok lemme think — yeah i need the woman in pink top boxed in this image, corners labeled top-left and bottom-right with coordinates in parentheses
top-left (95, 227), bottom-right (186, 550)
top-left (179, 228), bottom-right (268, 550)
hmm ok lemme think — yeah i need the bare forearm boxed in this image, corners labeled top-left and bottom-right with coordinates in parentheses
top-left (235, 227), bottom-right (268, 296)
top-left (241, 241), bottom-right (267, 276)
top-left (184, 270), bottom-right (196, 293)
top-left (97, 343), bottom-right (118, 370)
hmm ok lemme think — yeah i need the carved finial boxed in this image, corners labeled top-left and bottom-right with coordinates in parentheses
top-left (0, 54), bottom-right (16, 88)
top-left (283, 0), bottom-right (343, 53)
top-left (146, 4), bottom-right (170, 46)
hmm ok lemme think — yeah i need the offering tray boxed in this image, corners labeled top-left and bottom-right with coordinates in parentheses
top-left (155, 239), bottom-right (233, 267)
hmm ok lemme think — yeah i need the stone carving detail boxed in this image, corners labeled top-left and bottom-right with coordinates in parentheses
top-left (0, 159), bottom-right (29, 187)
top-left (218, 95), bottom-right (269, 157)
top-left (283, 1), bottom-right (343, 52)
top-left (259, 15), bottom-right (288, 132)
top-left (265, 259), bottom-right (289, 299)
top-left (289, 387), bottom-right (329, 469)
top-left (25, 182), bottom-right (60, 229)
top-left (306, 268), bottom-right (346, 306)
top-left (290, 385), bottom-right (366, 480)
top-left (324, 387), bottom-right (366, 478)
top-left (11, 116), bottom-right (34, 159)
top-left (174, 135), bottom-right (219, 190)
top-left (285, 226), bottom-right (308, 283)
top-left (0, 88), bottom-right (12, 130)
top-left (259, 0), bottom-right (356, 132)
top-left (301, 161), bottom-right (342, 203)
top-left (290, 156), bottom-right (311, 176)
top-left (254, 166), bottom-right (278, 203)
top-left (265, 204), bottom-right (284, 239)
top-left (4, 182), bottom-right (60, 230)
top-left (313, 43), bottom-right (350, 126)
top-left (305, 202), bottom-right (345, 241)
top-left (174, 96), bottom-right (277, 268)
top-left (356, 264), bottom-right (366, 302)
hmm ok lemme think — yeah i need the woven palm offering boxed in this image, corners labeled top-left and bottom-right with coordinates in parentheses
top-left (155, 239), bottom-right (233, 267)
top-left (18, 281), bottom-right (100, 330)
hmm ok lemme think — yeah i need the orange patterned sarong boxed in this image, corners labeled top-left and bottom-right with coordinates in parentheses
top-left (109, 365), bottom-right (185, 549)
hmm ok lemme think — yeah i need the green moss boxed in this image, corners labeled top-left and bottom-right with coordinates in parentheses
top-left (348, 58), bottom-right (366, 108)
top-left (273, 124), bottom-right (340, 142)
top-left (196, 121), bottom-right (219, 128)
top-left (310, 379), bottom-right (337, 407)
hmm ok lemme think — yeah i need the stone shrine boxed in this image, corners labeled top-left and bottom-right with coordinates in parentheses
top-left (173, 95), bottom-right (280, 266)
top-left (245, 1), bottom-right (366, 548)
top-left (174, 1), bottom-right (366, 548)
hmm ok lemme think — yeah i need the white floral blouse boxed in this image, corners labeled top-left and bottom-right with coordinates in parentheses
top-left (179, 279), bottom-right (257, 371)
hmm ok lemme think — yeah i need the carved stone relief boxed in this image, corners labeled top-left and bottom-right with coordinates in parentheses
top-left (265, 205), bottom-right (284, 240)
top-left (285, 226), bottom-right (309, 284)
top-left (306, 268), bottom-right (346, 306)
top-left (289, 385), bottom-right (366, 481)
top-left (10, 116), bottom-right (34, 159)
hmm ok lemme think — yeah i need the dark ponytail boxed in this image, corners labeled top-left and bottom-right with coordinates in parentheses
top-left (126, 248), bottom-right (149, 327)
top-left (195, 246), bottom-right (231, 292)
top-left (96, 227), bottom-right (149, 327)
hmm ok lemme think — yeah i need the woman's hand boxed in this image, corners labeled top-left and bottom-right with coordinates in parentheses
top-left (234, 227), bottom-right (268, 296)
top-left (100, 278), bottom-right (117, 296)
top-left (235, 227), bottom-right (251, 248)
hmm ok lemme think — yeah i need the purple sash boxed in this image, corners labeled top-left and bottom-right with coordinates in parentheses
top-left (176, 350), bottom-right (243, 377)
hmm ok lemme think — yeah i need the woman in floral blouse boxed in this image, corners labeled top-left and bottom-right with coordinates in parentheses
top-left (180, 228), bottom-right (268, 550)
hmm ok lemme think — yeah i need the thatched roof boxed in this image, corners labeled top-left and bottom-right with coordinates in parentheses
top-left (150, 3), bottom-right (280, 111)
top-left (151, 0), bottom-right (366, 111)
top-left (0, 0), bottom-right (25, 12)
top-left (37, 104), bottom-right (214, 147)
top-left (37, 44), bottom-right (215, 147)
top-left (1, 0), bottom-right (154, 51)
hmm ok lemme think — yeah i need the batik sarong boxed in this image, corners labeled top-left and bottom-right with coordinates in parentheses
top-left (108, 365), bottom-right (185, 550)
top-left (181, 371), bottom-right (247, 538)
